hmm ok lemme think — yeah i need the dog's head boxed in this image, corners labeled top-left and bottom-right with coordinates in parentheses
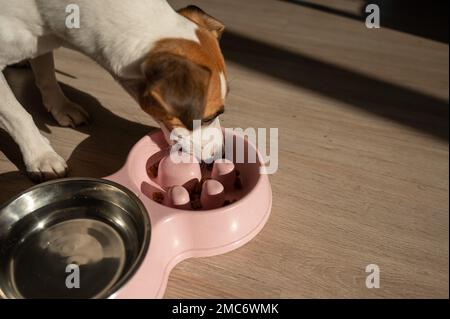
top-left (139, 6), bottom-right (228, 161)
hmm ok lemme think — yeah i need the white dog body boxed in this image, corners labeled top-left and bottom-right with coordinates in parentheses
top-left (0, 0), bottom-right (227, 181)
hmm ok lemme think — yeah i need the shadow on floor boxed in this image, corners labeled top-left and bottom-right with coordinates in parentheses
top-left (0, 67), bottom-right (154, 204)
top-left (284, 0), bottom-right (449, 44)
top-left (1, 22), bottom-right (449, 202)
top-left (221, 30), bottom-right (449, 141)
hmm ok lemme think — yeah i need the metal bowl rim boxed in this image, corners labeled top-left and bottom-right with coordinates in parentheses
top-left (0, 177), bottom-right (151, 299)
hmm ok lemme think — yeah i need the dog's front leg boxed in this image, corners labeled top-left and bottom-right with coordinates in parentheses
top-left (0, 69), bottom-right (68, 182)
top-left (30, 52), bottom-right (89, 128)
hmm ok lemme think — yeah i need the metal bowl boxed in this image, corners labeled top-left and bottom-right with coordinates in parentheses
top-left (0, 178), bottom-right (151, 299)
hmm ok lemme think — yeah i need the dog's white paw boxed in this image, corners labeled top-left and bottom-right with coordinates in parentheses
top-left (25, 151), bottom-right (68, 182)
top-left (50, 101), bottom-right (90, 128)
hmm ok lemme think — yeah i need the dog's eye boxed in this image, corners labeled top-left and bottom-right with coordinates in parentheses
top-left (202, 108), bottom-right (224, 125)
top-left (202, 117), bottom-right (216, 125)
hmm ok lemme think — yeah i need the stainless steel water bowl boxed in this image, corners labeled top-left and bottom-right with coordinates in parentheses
top-left (0, 178), bottom-right (151, 299)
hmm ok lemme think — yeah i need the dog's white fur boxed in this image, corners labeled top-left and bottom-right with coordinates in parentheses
top-left (0, 0), bottom-right (224, 181)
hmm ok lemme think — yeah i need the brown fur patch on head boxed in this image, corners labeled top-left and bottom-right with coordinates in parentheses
top-left (141, 30), bottom-right (228, 131)
top-left (141, 52), bottom-right (211, 130)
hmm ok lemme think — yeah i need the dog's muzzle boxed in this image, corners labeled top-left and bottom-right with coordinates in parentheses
top-left (160, 117), bottom-right (224, 163)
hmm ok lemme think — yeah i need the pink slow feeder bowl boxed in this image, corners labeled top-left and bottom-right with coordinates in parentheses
top-left (103, 129), bottom-right (272, 298)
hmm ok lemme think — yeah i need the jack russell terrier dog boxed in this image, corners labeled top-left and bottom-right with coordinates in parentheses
top-left (0, 0), bottom-right (228, 182)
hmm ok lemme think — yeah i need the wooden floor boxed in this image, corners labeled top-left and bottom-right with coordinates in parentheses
top-left (1, 0), bottom-right (448, 298)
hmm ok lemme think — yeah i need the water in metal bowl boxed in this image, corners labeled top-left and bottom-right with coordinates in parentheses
top-left (0, 178), bottom-right (151, 299)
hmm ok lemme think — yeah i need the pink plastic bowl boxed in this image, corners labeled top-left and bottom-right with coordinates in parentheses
top-left (200, 179), bottom-right (226, 210)
top-left (211, 158), bottom-right (236, 191)
top-left (165, 185), bottom-right (191, 210)
top-left (156, 152), bottom-right (201, 191)
top-left (104, 129), bottom-right (272, 298)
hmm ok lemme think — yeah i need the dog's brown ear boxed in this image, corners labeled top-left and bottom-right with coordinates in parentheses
top-left (142, 52), bottom-right (211, 130)
top-left (178, 5), bottom-right (225, 40)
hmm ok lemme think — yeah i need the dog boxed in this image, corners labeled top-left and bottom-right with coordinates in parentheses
top-left (0, 0), bottom-right (228, 182)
